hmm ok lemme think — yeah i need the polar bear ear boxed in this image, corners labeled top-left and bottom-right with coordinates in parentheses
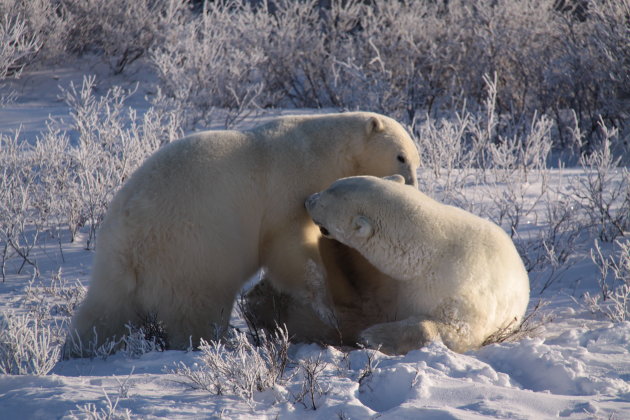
top-left (383, 174), bottom-right (405, 184)
top-left (367, 116), bottom-right (385, 134)
top-left (352, 215), bottom-right (373, 238)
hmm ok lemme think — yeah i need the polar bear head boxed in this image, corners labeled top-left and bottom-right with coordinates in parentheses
top-left (355, 114), bottom-right (420, 187)
top-left (305, 174), bottom-right (419, 281)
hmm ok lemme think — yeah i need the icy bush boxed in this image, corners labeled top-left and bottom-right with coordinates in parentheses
top-left (62, 76), bottom-right (154, 248)
top-left (0, 14), bottom-right (39, 79)
top-left (482, 299), bottom-right (552, 346)
top-left (585, 239), bottom-right (630, 322)
top-left (172, 326), bottom-right (290, 402)
top-left (146, 0), bottom-right (628, 146)
top-left (64, 319), bottom-right (167, 361)
top-left (64, 328), bottom-right (121, 361)
top-left (120, 323), bottom-right (166, 359)
top-left (523, 180), bottom-right (586, 292)
top-left (291, 354), bottom-right (329, 410)
top-left (572, 122), bottom-right (630, 242)
top-left (2, 0), bottom-right (627, 143)
top-left (0, 311), bottom-right (63, 375)
top-left (69, 401), bottom-right (131, 420)
top-left (0, 76), bottom-right (183, 271)
top-left (415, 76), bottom-right (553, 222)
top-left (0, 14), bottom-right (38, 104)
top-left (150, 0), bottom-right (272, 128)
top-left (0, 0), bottom-right (67, 79)
top-left (67, 381), bottom-right (133, 420)
top-left (257, 0), bottom-right (361, 109)
top-left (0, 130), bottom-right (41, 279)
top-left (0, 0), bottom-right (191, 75)
top-left (62, 0), bottom-right (191, 74)
top-left (24, 269), bottom-right (86, 318)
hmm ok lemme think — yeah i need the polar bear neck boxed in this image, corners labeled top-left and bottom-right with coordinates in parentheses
top-left (253, 115), bottom-right (369, 190)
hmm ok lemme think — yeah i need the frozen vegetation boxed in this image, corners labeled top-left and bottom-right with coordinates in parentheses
top-left (0, 0), bottom-right (629, 418)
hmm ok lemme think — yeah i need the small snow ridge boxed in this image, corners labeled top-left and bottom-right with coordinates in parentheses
top-left (401, 342), bottom-right (513, 387)
top-left (476, 336), bottom-right (630, 396)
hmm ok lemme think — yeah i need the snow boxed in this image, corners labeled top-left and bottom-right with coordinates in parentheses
top-left (1, 62), bottom-right (629, 420)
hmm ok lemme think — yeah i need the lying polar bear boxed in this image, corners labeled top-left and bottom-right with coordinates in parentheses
top-left (247, 175), bottom-right (530, 354)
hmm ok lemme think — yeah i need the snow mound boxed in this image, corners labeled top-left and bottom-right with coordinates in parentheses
top-left (477, 325), bottom-right (630, 396)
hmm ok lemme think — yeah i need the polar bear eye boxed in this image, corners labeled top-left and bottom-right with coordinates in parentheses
top-left (397, 155), bottom-right (406, 164)
top-left (319, 226), bottom-right (331, 237)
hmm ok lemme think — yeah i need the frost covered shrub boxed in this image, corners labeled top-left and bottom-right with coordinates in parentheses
top-left (585, 239), bottom-right (630, 322)
top-left (258, 0), bottom-right (363, 109)
top-left (482, 299), bottom-right (551, 346)
top-left (148, 0), bottom-right (628, 145)
top-left (1, 0), bottom-right (192, 75)
top-left (69, 400), bottom-right (131, 420)
top-left (151, 0), bottom-right (274, 128)
top-left (0, 15), bottom-right (39, 81)
top-left (65, 319), bottom-right (167, 360)
top-left (0, 0), bottom-right (69, 76)
top-left (572, 122), bottom-right (630, 242)
top-left (415, 76), bottom-right (553, 213)
top-left (24, 269), bottom-right (87, 319)
top-left (0, 7), bottom-right (41, 104)
top-left (53, 76), bottom-right (182, 249)
top-left (523, 181), bottom-right (587, 292)
top-left (68, 381), bottom-right (133, 420)
top-left (0, 311), bottom-right (63, 375)
top-left (62, 0), bottom-right (191, 74)
top-left (483, 113), bottom-right (553, 237)
top-left (0, 77), bottom-right (182, 276)
top-left (0, 131), bottom-right (42, 279)
top-left (62, 77), bottom-right (148, 248)
top-left (3, 0), bottom-right (627, 143)
top-left (548, 0), bottom-right (630, 148)
top-left (172, 326), bottom-right (290, 401)
top-left (292, 354), bottom-right (329, 410)
top-left (120, 322), bottom-right (167, 358)
top-left (357, 0), bottom-right (629, 147)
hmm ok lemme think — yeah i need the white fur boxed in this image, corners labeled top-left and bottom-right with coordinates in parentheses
top-left (305, 175), bottom-right (530, 354)
top-left (67, 112), bottom-right (420, 352)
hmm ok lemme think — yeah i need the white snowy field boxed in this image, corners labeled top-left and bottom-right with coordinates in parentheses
top-left (1, 64), bottom-right (630, 420)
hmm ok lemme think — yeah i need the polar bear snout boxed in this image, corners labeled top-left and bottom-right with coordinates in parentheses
top-left (305, 192), bottom-right (320, 211)
top-left (305, 193), bottom-right (332, 237)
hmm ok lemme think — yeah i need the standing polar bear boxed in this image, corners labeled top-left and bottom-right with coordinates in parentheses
top-left (67, 112), bottom-right (420, 353)
top-left (302, 175), bottom-right (530, 354)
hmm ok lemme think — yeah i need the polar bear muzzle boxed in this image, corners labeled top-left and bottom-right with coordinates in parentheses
top-left (305, 192), bottom-right (320, 211)
top-left (305, 192), bottom-right (331, 236)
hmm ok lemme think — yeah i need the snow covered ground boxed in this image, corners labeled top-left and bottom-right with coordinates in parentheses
top-left (1, 64), bottom-right (629, 420)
